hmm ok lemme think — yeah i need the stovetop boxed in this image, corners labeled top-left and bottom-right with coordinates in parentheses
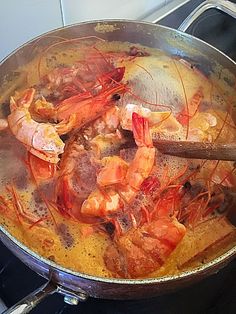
top-left (158, 0), bottom-right (236, 61)
top-left (1, 1), bottom-right (236, 313)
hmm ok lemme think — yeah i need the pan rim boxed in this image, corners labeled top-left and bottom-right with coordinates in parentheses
top-left (0, 19), bottom-right (236, 68)
top-left (0, 18), bottom-right (236, 285)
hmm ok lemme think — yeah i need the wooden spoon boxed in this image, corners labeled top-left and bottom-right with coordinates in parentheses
top-left (120, 129), bottom-right (236, 161)
top-left (152, 140), bottom-right (236, 161)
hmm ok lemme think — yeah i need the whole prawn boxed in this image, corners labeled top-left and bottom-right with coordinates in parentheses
top-left (104, 217), bottom-right (186, 278)
top-left (33, 57), bottom-right (126, 124)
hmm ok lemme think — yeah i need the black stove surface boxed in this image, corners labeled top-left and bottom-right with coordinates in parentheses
top-left (158, 0), bottom-right (236, 62)
top-left (1, 1), bottom-right (236, 313)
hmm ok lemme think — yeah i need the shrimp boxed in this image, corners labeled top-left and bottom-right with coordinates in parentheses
top-left (80, 112), bottom-right (156, 218)
top-left (33, 65), bottom-right (126, 124)
top-left (56, 83), bottom-right (125, 128)
top-left (56, 133), bottom-right (101, 221)
top-left (8, 88), bottom-right (65, 163)
top-left (101, 160), bottom-right (235, 278)
top-left (56, 112), bottom-right (131, 221)
top-left (104, 217), bottom-right (186, 278)
top-left (7, 67), bottom-right (125, 165)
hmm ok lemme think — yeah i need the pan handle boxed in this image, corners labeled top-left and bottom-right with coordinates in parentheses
top-left (2, 281), bottom-right (57, 314)
top-left (3, 280), bottom-right (88, 314)
top-left (178, 0), bottom-right (236, 32)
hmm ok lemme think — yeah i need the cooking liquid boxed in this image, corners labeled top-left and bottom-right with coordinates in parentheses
top-left (0, 39), bottom-right (236, 278)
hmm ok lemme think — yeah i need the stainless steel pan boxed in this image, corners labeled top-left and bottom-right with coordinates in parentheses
top-left (0, 1), bottom-right (236, 313)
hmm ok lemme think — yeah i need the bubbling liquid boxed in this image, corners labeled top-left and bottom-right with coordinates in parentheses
top-left (0, 39), bottom-right (236, 278)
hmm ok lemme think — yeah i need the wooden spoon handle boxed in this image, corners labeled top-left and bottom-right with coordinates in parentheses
top-left (153, 140), bottom-right (236, 161)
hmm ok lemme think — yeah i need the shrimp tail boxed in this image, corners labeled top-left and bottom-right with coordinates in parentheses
top-left (132, 112), bottom-right (153, 147)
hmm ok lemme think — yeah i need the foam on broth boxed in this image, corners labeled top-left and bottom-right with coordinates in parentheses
top-left (0, 39), bottom-right (236, 278)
